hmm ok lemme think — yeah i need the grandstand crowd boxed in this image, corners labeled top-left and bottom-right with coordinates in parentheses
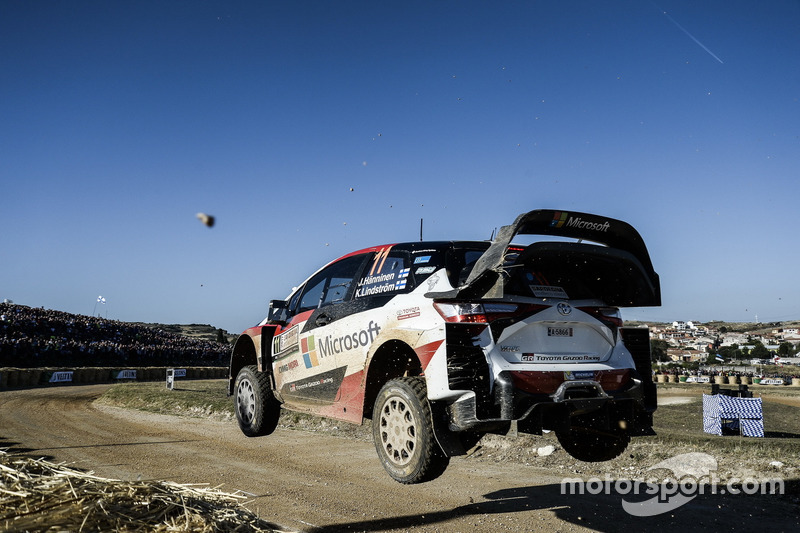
top-left (0, 303), bottom-right (230, 368)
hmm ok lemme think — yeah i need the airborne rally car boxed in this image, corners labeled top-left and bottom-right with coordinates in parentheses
top-left (228, 209), bottom-right (660, 484)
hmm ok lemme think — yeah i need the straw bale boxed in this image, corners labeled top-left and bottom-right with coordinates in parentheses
top-left (0, 451), bottom-right (290, 532)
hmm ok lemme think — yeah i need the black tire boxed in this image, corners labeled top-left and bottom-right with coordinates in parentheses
top-left (556, 425), bottom-right (631, 462)
top-left (234, 366), bottom-right (281, 437)
top-left (372, 377), bottom-right (449, 484)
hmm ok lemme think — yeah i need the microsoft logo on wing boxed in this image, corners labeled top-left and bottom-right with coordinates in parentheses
top-left (302, 335), bottom-right (319, 369)
top-left (551, 211), bottom-right (569, 228)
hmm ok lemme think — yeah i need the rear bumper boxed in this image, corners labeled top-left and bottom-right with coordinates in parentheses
top-left (445, 371), bottom-right (655, 436)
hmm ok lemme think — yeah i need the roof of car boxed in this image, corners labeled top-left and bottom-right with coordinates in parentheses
top-left (338, 240), bottom-right (491, 260)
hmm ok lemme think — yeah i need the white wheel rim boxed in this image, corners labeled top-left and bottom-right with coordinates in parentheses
top-left (237, 378), bottom-right (256, 424)
top-left (378, 395), bottom-right (417, 466)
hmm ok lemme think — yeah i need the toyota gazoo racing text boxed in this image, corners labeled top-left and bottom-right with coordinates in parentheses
top-left (228, 209), bottom-right (660, 484)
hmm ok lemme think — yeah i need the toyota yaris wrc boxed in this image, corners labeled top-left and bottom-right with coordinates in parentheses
top-left (228, 209), bottom-right (660, 483)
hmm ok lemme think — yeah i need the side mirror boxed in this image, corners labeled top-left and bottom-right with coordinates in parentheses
top-left (268, 300), bottom-right (288, 323)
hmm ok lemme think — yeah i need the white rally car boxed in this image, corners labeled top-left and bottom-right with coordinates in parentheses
top-left (228, 209), bottom-right (660, 483)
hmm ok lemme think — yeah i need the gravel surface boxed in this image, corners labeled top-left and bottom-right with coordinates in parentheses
top-left (1, 385), bottom-right (798, 532)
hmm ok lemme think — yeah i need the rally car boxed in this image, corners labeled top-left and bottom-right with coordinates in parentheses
top-left (228, 209), bottom-right (660, 483)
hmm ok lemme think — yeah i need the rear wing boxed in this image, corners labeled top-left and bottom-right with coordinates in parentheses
top-left (429, 209), bottom-right (661, 306)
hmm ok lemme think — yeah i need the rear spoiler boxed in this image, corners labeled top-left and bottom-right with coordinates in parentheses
top-left (427, 209), bottom-right (661, 306)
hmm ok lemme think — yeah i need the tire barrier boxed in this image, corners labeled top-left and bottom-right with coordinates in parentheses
top-left (0, 367), bottom-right (229, 390)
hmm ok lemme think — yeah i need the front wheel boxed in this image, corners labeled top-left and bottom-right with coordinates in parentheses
top-left (372, 377), bottom-right (449, 484)
top-left (234, 366), bottom-right (281, 437)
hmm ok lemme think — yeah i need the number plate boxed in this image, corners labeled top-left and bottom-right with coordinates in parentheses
top-left (547, 327), bottom-right (573, 337)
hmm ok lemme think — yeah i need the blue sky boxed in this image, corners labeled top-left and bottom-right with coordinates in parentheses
top-left (2, 1), bottom-right (799, 333)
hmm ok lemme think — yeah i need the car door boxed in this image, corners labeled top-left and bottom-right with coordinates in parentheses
top-left (274, 253), bottom-right (369, 406)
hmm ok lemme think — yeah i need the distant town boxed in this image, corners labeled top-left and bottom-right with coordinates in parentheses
top-left (639, 320), bottom-right (800, 366)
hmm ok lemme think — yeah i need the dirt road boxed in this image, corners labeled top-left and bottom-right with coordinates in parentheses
top-left (1, 385), bottom-right (797, 532)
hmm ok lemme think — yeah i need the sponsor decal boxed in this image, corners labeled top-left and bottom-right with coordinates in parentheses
top-left (317, 320), bottom-right (382, 359)
top-left (273, 325), bottom-right (299, 357)
top-left (115, 369), bottom-right (137, 380)
top-left (302, 335), bottom-right (319, 369)
top-left (522, 353), bottom-right (602, 363)
top-left (550, 211), bottom-right (569, 228)
top-left (284, 367), bottom-right (348, 402)
top-left (415, 266), bottom-right (436, 275)
top-left (414, 255), bottom-right (432, 264)
top-left (550, 211), bottom-right (611, 232)
top-left (500, 345), bottom-right (521, 353)
top-left (397, 307), bottom-right (421, 320)
top-left (557, 302), bottom-right (572, 316)
top-left (548, 326), bottom-right (574, 337)
top-left (760, 378), bottom-right (784, 385)
top-left (292, 376), bottom-right (335, 392)
top-left (565, 371), bottom-right (595, 380)
top-left (686, 376), bottom-right (711, 383)
top-left (278, 359), bottom-right (301, 374)
top-left (531, 285), bottom-right (569, 299)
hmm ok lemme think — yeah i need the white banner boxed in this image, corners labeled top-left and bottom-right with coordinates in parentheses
top-left (115, 369), bottom-right (137, 380)
top-left (49, 371), bottom-right (73, 383)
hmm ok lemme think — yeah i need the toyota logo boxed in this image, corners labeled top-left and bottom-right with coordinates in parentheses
top-left (557, 302), bottom-right (572, 316)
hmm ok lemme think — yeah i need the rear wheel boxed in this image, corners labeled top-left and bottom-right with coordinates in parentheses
top-left (372, 377), bottom-right (449, 484)
top-left (556, 425), bottom-right (630, 462)
top-left (234, 366), bottom-right (281, 437)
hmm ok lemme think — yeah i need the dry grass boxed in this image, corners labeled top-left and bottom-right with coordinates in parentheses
top-left (0, 451), bottom-right (290, 532)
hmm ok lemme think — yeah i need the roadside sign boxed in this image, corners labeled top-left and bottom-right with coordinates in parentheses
top-left (166, 368), bottom-right (187, 390)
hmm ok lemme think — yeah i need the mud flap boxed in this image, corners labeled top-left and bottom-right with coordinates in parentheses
top-left (430, 402), bottom-right (467, 457)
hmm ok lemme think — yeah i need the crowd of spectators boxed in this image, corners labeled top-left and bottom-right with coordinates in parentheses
top-left (0, 303), bottom-right (231, 368)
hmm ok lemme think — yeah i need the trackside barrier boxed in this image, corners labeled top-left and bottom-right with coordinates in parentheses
top-left (657, 374), bottom-right (795, 386)
top-left (0, 367), bottom-right (228, 390)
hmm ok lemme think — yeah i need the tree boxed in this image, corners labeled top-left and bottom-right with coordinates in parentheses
top-left (750, 341), bottom-right (771, 359)
top-left (650, 339), bottom-right (669, 363)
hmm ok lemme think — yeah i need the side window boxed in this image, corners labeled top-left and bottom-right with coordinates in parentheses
top-left (355, 247), bottom-right (411, 298)
top-left (445, 248), bottom-right (486, 287)
top-left (297, 254), bottom-right (367, 313)
top-left (299, 277), bottom-right (326, 311)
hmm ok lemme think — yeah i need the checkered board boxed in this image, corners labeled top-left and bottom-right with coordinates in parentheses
top-left (702, 394), bottom-right (764, 437)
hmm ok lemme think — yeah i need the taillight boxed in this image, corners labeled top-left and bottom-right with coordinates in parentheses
top-left (433, 301), bottom-right (545, 323)
top-left (577, 306), bottom-right (623, 329)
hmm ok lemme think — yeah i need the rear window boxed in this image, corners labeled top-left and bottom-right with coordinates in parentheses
top-left (504, 242), bottom-right (656, 306)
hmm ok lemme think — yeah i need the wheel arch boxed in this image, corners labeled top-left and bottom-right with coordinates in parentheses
top-left (362, 339), bottom-right (424, 420)
top-left (228, 326), bottom-right (278, 395)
